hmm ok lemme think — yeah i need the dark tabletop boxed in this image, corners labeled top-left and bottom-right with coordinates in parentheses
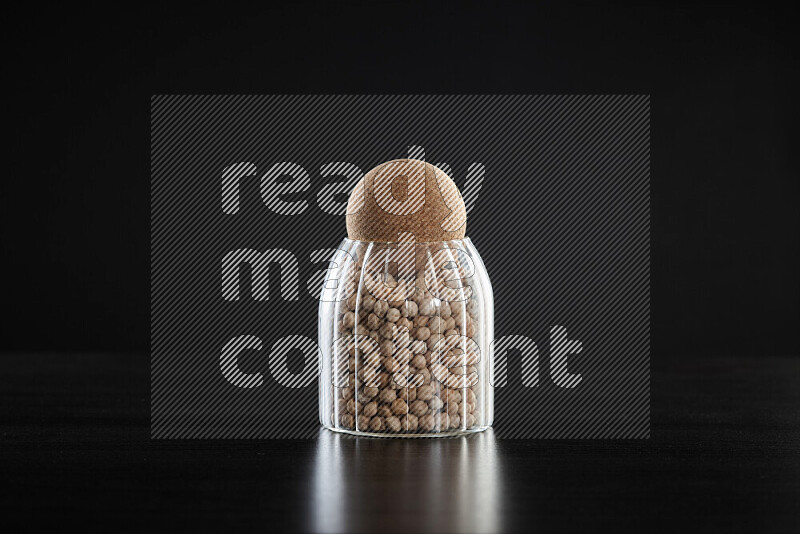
top-left (1, 353), bottom-right (798, 533)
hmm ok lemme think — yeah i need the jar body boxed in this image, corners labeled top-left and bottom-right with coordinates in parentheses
top-left (318, 237), bottom-right (494, 437)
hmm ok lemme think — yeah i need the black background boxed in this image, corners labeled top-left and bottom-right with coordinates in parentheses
top-left (2, 2), bottom-right (798, 532)
top-left (2, 1), bottom-right (797, 356)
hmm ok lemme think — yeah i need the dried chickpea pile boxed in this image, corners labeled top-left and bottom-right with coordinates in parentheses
top-left (330, 271), bottom-right (482, 434)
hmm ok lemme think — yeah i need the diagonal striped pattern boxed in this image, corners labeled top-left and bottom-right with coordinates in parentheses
top-left (151, 95), bottom-right (649, 439)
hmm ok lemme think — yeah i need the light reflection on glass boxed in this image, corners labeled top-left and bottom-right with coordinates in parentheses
top-left (309, 429), bottom-right (501, 533)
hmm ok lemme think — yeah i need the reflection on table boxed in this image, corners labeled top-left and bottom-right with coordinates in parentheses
top-left (310, 428), bottom-right (502, 533)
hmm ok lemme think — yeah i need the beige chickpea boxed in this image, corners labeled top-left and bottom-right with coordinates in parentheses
top-left (346, 399), bottom-right (360, 414)
top-left (342, 311), bottom-right (356, 329)
top-left (377, 373), bottom-right (390, 388)
top-left (426, 333), bottom-right (443, 351)
top-left (388, 298), bottom-right (404, 308)
top-left (339, 413), bottom-right (355, 429)
top-left (373, 300), bottom-right (389, 318)
top-left (379, 339), bottom-right (393, 357)
top-left (383, 357), bottom-right (397, 373)
top-left (465, 388), bottom-right (476, 405)
top-left (368, 330), bottom-right (380, 343)
top-left (427, 316), bottom-right (444, 333)
top-left (465, 320), bottom-right (476, 338)
top-left (362, 294), bottom-right (376, 312)
top-left (362, 349), bottom-right (381, 368)
top-left (346, 294), bottom-right (358, 311)
top-left (445, 317), bottom-right (456, 331)
top-left (446, 389), bottom-right (462, 405)
top-left (401, 301), bottom-right (418, 318)
top-left (379, 322), bottom-right (395, 339)
top-left (342, 386), bottom-right (355, 400)
top-left (391, 398), bottom-right (409, 415)
top-left (363, 401), bottom-right (378, 417)
top-left (336, 397), bottom-right (347, 413)
top-left (403, 413), bottom-right (419, 431)
top-left (385, 307), bottom-right (401, 323)
top-left (396, 317), bottom-right (412, 331)
top-left (440, 301), bottom-right (452, 318)
top-left (410, 399), bottom-right (429, 417)
top-left (413, 315), bottom-right (429, 328)
top-left (377, 405), bottom-right (393, 418)
top-left (444, 328), bottom-right (458, 337)
top-left (385, 416), bottom-right (402, 432)
top-left (410, 340), bottom-right (427, 354)
top-left (449, 414), bottom-right (461, 429)
top-left (378, 388), bottom-right (397, 404)
top-left (419, 367), bottom-right (432, 385)
top-left (446, 400), bottom-right (460, 416)
top-left (419, 298), bottom-right (436, 316)
top-left (361, 386), bottom-right (379, 399)
top-left (395, 328), bottom-right (411, 348)
top-left (466, 413), bottom-right (477, 427)
top-left (437, 413), bottom-right (451, 430)
top-left (411, 354), bottom-right (427, 369)
top-left (407, 387), bottom-right (417, 402)
top-left (354, 324), bottom-right (369, 336)
top-left (357, 415), bottom-right (371, 429)
top-left (395, 348), bottom-right (412, 365)
top-left (417, 384), bottom-right (435, 401)
top-left (366, 313), bottom-right (381, 330)
top-left (429, 395), bottom-right (444, 411)
top-left (415, 326), bottom-right (431, 341)
top-left (369, 417), bottom-right (384, 431)
top-left (419, 414), bottom-right (435, 431)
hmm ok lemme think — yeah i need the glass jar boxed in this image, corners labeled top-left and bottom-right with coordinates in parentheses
top-left (319, 237), bottom-right (494, 436)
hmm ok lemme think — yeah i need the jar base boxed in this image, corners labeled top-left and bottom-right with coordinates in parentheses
top-left (322, 424), bottom-right (491, 439)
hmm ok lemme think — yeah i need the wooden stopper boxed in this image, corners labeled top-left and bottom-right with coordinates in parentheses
top-left (346, 159), bottom-right (467, 242)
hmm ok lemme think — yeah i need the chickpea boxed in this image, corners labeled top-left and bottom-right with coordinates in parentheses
top-left (379, 339), bottom-right (393, 357)
top-left (413, 315), bottom-right (429, 328)
top-left (419, 414), bottom-right (435, 431)
top-left (339, 413), bottom-right (354, 429)
top-left (378, 388), bottom-right (397, 404)
top-left (373, 300), bottom-right (389, 318)
top-left (415, 327), bottom-right (431, 341)
top-left (401, 301), bottom-right (418, 318)
top-left (417, 384), bottom-right (435, 401)
top-left (363, 401), bottom-right (378, 417)
top-left (385, 416), bottom-right (402, 432)
top-left (357, 415), bottom-right (371, 429)
top-left (419, 298), bottom-right (436, 316)
top-left (366, 313), bottom-right (381, 330)
top-left (369, 417), bottom-right (384, 431)
top-left (362, 294), bottom-right (376, 312)
top-left (409, 340), bottom-right (427, 354)
top-left (409, 400), bottom-right (429, 417)
top-left (427, 316), bottom-right (444, 333)
top-left (385, 307), bottom-right (401, 323)
top-left (379, 322), bottom-right (395, 339)
top-left (391, 398), bottom-right (409, 415)
top-left (403, 413), bottom-right (419, 431)
top-left (411, 354), bottom-right (427, 369)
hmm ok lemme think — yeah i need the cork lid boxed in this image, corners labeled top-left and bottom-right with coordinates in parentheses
top-left (346, 159), bottom-right (467, 242)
